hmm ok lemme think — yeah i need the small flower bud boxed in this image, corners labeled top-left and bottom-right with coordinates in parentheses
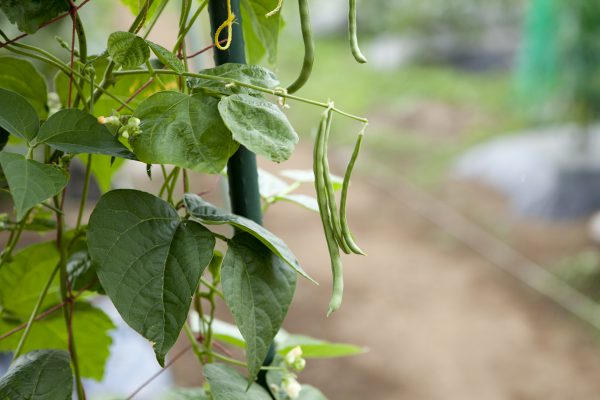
top-left (127, 117), bottom-right (141, 128)
top-left (97, 116), bottom-right (106, 124)
top-left (282, 376), bottom-right (301, 399)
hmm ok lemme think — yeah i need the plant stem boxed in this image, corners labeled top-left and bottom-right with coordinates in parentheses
top-left (0, 210), bottom-right (32, 270)
top-left (183, 323), bottom-right (204, 362)
top-left (173, 0), bottom-right (208, 52)
top-left (114, 69), bottom-right (369, 123)
top-left (76, 155), bottom-right (93, 230)
top-left (143, 0), bottom-right (170, 39)
top-left (200, 277), bottom-right (224, 298)
top-left (12, 263), bottom-right (60, 360)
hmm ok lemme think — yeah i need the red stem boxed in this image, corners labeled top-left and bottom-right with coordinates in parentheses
top-left (184, 38), bottom-right (228, 59)
top-left (117, 78), bottom-right (154, 112)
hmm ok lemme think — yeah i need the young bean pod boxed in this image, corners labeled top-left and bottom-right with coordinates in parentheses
top-left (287, 0), bottom-right (315, 94)
top-left (340, 125), bottom-right (366, 255)
top-left (322, 109), bottom-right (352, 254)
top-left (314, 108), bottom-right (344, 315)
top-left (348, 0), bottom-right (368, 64)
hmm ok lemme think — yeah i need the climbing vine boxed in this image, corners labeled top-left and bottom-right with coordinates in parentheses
top-left (0, 0), bottom-right (368, 398)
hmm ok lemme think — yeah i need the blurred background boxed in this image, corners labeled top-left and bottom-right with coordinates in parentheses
top-left (5, 0), bottom-right (600, 398)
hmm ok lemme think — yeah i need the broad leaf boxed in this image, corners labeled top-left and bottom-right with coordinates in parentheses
top-left (120, 0), bottom-right (162, 22)
top-left (221, 233), bottom-right (296, 382)
top-left (0, 303), bottom-right (115, 381)
top-left (240, 0), bottom-right (282, 65)
top-left (88, 189), bottom-right (215, 365)
top-left (188, 63), bottom-right (279, 96)
top-left (132, 91), bottom-right (238, 173)
top-left (276, 194), bottom-right (319, 212)
top-left (0, 241), bottom-right (60, 318)
top-left (0, 88), bottom-right (39, 142)
top-left (298, 385), bottom-right (328, 400)
top-left (67, 238), bottom-right (104, 293)
top-left (0, 0), bottom-right (69, 34)
top-left (0, 152), bottom-right (69, 220)
top-left (166, 388), bottom-right (209, 400)
top-left (184, 194), bottom-right (313, 281)
top-left (147, 41), bottom-right (184, 73)
top-left (204, 363), bottom-right (272, 400)
top-left (35, 109), bottom-right (135, 159)
top-left (218, 94), bottom-right (298, 162)
top-left (0, 57), bottom-right (47, 117)
top-left (0, 350), bottom-right (72, 399)
top-left (107, 31), bottom-right (150, 69)
top-left (280, 169), bottom-right (344, 190)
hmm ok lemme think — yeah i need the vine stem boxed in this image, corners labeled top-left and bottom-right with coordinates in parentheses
top-left (0, 210), bottom-right (32, 270)
top-left (75, 154), bottom-right (93, 230)
top-left (12, 263), bottom-right (60, 360)
top-left (113, 69), bottom-right (369, 123)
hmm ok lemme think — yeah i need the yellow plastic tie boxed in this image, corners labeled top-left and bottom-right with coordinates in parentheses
top-left (214, 0), bottom-right (235, 50)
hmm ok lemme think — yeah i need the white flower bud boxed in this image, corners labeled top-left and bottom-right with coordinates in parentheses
top-left (283, 377), bottom-right (301, 399)
top-left (285, 346), bottom-right (302, 364)
top-left (127, 117), bottom-right (141, 127)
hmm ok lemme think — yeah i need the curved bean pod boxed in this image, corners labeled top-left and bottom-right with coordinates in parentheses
top-left (348, 0), bottom-right (368, 64)
top-left (287, 0), bottom-right (315, 94)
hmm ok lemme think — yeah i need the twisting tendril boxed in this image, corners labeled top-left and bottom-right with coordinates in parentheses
top-left (214, 0), bottom-right (235, 50)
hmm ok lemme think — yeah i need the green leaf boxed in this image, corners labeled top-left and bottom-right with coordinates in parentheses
top-left (67, 239), bottom-right (104, 294)
top-left (0, 0), bottom-right (69, 34)
top-left (221, 233), bottom-right (296, 382)
top-left (240, 0), bottom-right (282, 65)
top-left (184, 194), bottom-right (313, 282)
top-left (132, 91), bottom-right (238, 173)
top-left (0, 152), bottom-right (68, 221)
top-left (35, 109), bottom-right (135, 159)
top-left (107, 31), bottom-right (150, 69)
top-left (0, 57), bottom-right (48, 118)
top-left (0, 350), bottom-right (72, 399)
top-left (276, 194), bottom-right (319, 212)
top-left (218, 94), bottom-right (298, 162)
top-left (297, 385), bottom-right (328, 400)
top-left (0, 303), bottom-right (115, 381)
top-left (0, 88), bottom-right (39, 142)
top-left (187, 63), bottom-right (279, 96)
top-left (87, 189), bottom-right (215, 365)
top-left (55, 58), bottom-right (178, 117)
top-left (147, 41), bottom-right (184, 73)
top-left (276, 334), bottom-right (365, 359)
top-left (166, 387), bottom-right (209, 400)
top-left (204, 363), bottom-right (272, 400)
top-left (0, 241), bottom-right (60, 318)
top-left (280, 169), bottom-right (344, 190)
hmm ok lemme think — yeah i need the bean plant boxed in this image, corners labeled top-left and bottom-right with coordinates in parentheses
top-left (0, 0), bottom-right (369, 398)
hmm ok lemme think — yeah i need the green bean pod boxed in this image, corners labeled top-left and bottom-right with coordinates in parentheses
top-left (287, 0), bottom-right (315, 94)
top-left (348, 0), bottom-right (368, 64)
top-left (340, 126), bottom-right (366, 255)
top-left (322, 109), bottom-right (352, 254)
top-left (314, 109), bottom-right (344, 315)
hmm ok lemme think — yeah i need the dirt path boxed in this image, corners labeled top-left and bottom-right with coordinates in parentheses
top-left (262, 145), bottom-right (600, 400)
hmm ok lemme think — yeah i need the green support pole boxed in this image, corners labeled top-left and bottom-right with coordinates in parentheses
top-left (207, 0), bottom-right (272, 388)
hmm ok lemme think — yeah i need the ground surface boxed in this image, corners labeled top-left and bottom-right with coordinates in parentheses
top-left (247, 145), bottom-right (600, 400)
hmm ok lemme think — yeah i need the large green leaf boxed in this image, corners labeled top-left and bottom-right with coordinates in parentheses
top-left (240, 0), bottom-right (282, 65)
top-left (204, 363), bottom-right (272, 400)
top-left (218, 94), bottom-right (298, 162)
top-left (147, 41), bottom-right (184, 73)
top-left (0, 57), bottom-right (47, 117)
top-left (184, 194), bottom-right (313, 282)
top-left (35, 109), bottom-right (135, 159)
top-left (55, 58), bottom-right (178, 117)
top-left (0, 152), bottom-right (69, 221)
top-left (0, 0), bottom-right (69, 34)
top-left (87, 189), bottom-right (215, 365)
top-left (187, 63), bottom-right (279, 96)
top-left (132, 91), bottom-right (238, 173)
top-left (298, 385), bottom-right (328, 400)
top-left (0, 88), bottom-right (39, 143)
top-left (0, 350), bottom-right (72, 399)
top-left (0, 241), bottom-right (60, 318)
top-left (0, 303), bottom-right (115, 381)
top-left (221, 233), bottom-right (296, 382)
top-left (107, 31), bottom-right (150, 69)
